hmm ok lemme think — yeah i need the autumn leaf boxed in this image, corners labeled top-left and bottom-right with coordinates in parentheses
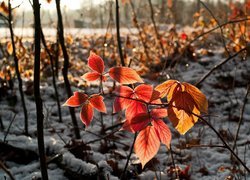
top-left (82, 52), bottom-right (106, 82)
top-left (155, 80), bottom-right (180, 101)
top-left (63, 92), bottom-right (106, 126)
top-left (80, 103), bottom-right (93, 126)
top-left (0, 2), bottom-right (8, 16)
top-left (182, 82), bottom-right (208, 113)
top-left (89, 95), bottom-right (107, 113)
top-left (109, 67), bottom-right (143, 84)
top-left (134, 126), bottom-right (160, 168)
top-left (152, 120), bottom-right (171, 148)
top-left (63, 92), bottom-right (88, 107)
top-left (168, 91), bottom-right (200, 135)
top-left (7, 42), bottom-right (13, 55)
top-left (88, 51), bottom-right (105, 74)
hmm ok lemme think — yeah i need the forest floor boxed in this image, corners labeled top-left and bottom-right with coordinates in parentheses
top-left (0, 29), bottom-right (250, 179)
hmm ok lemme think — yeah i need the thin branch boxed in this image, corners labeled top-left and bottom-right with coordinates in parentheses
top-left (199, 0), bottom-right (230, 56)
top-left (3, 113), bottom-right (16, 142)
top-left (186, 144), bottom-right (226, 148)
top-left (195, 47), bottom-right (246, 86)
top-left (169, 144), bottom-right (179, 179)
top-left (115, 0), bottom-right (125, 66)
top-left (195, 114), bottom-right (250, 173)
top-left (121, 132), bottom-right (137, 180)
top-left (233, 83), bottom-right (250, 151)
top-left (0, 161), bottom-right (15, 180)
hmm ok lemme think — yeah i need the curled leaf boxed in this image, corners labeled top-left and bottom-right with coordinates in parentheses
top-left (89, 95), bottom-right (106, 113)
top-left (80, 103), bottom-right (93, 126)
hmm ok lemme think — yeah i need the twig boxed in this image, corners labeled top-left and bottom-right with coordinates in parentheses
top-left (199, 0), bottom-right (230, 56)
top-left (3, 113), bottom-right (16, 142)
top-left (233, 83), bottom-right (250, 151)
top-left (8, 0), bottom-right (28, 135)
top-left (148, 0), bottom-right (165, 55)
top-left (186, 144), bottom-right (225, 148)
top-left (196, 114), bottom-right (250, 173)
top-left (40, 26), bottom-right (63, 123)
top-left (55, 0), bottom-right (80, 139)
top-left (115, 0), bottom-right (125, 66)
top-left (195, 47), bottom-right (246, 86)
top-left (169, 144), bottom-right (179, 179)
top-left (121, 132), bottom-right (137, 180)
top-left (0, 160), bottom-right (15, 180)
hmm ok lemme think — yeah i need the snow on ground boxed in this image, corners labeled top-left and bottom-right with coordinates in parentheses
top-left (0, 45), bottom-right (249, 179)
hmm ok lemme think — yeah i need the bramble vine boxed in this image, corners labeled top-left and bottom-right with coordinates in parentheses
top-left (64, 51), bottom-right (208, 168)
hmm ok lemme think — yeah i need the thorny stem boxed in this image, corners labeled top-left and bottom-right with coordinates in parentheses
top-left (115, 0), bottom-right (126, 66)
top-left (233, 83), bottom-right (250, 151)
top-left (195, 47), bottom-right (246, 86)
top-left (121, 132), bottom-right (138, 180)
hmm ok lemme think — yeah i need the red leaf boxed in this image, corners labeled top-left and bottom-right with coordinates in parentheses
top-left (113, 97), bottom-right (132, 113)
top-left (109, 67), bottom-right (144, 84)
top-left (123, 113), bottom-right (151, 132)
top-left (150, 108), bottom-right (168, 119)
top-left (125, 101), bottom-right (147, 120)
top-left (113, 86), bottom-right (134, 113)
top-left (134, 126), bottom-right (160, 168)
top-left (80, 103), bottom-right (93, 126)
top-left (89, 95), bottom-right (106, 113)
top-left (152, 120), bottom-right (171, 148)
top-left (82, 72), bottom-right (100, 82)
top-left (134, 84), bottom-right (155, 103)
top-left (88, 51), bottom-right (105, 73)
top-left (63, 92), bottom-right (88, 107)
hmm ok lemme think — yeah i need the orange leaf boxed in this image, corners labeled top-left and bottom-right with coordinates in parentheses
top-left (0, 2), bottom-right (8, 16)
top-left (7, 42), bottom-right (13, 55)
top-left (88, 52), bottom-right (105, 73)
top-left (155, 80), bottom-right (180, 101)
top-left (168, 91), bottom-right (200, 134)
top-left (89, 95), bottom-right (106, 113)
top-left (113, 97), bottom-right (132, 113)
top-left (134, 84), bottom-right (160, 103)
top-left (109, 67), bottom-right (144, 84)
top-left (80, 103), bottom-right (93, 126)
top-left (182, 82), bottom-right (208, 113)
top-left (63, 92), bottom-right (88, 107)
top-left (82, 72), bottom-right (100, 82)
top-left (134, 126), bottom-right (160, 168)
top-left (152, 120), bottom-right (171, 148)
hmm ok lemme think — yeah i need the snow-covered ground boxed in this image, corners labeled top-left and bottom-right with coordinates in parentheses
top-left (0, 45), bottom-right (249, 179)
